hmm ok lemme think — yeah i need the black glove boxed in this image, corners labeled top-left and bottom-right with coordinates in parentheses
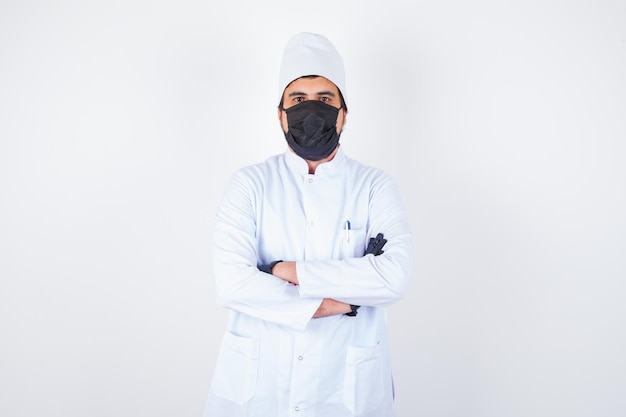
top-left (365, 233), bottom-right (387, 256)
top-left (258, 260), bottom-right (283, 274)
top-left (347, 233), bottom-right (387, 317)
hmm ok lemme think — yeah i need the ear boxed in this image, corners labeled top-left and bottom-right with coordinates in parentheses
top-left (339, 108), bottom-right (348, 130)
top-left (278, 108), bottom-right (288, 133)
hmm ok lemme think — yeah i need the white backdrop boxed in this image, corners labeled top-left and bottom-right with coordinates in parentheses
top-left (1, 1), bottom-right (625, 416)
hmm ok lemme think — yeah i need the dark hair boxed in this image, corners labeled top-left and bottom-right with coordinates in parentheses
top-left (278, 75), bottom-right (348, 112)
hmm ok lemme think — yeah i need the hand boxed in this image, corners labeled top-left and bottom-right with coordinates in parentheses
top-left (365, 233), bottom-right (387, 256)
top-left (313, 298), bottom-right (352, 318)
top-left (271, 261), bottom-right (298, 285)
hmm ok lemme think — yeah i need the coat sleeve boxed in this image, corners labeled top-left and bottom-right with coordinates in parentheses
top-left (213, 169), bottom-right (322, 331)
top-left (296, 172), bottom-right (414, 307)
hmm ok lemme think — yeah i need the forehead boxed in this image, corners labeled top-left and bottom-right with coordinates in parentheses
top-left (283, 76), bottom-right (340, 96)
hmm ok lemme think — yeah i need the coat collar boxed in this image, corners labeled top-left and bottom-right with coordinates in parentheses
top-left (284, 145), bottom-right (347, 177)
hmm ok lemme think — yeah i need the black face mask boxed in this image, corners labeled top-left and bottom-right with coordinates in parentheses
top-left (282, 100), bottom-right (341, 161)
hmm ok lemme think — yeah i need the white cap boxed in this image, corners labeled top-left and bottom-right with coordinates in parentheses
top-left (278, 32), bottom-right (347, 105)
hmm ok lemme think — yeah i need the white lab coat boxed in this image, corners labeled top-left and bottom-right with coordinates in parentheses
top-left (204, 147), bottom-right (413, 417)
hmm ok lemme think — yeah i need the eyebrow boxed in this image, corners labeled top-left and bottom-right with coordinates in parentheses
top-left (288, 90), bottom-right (336, 97)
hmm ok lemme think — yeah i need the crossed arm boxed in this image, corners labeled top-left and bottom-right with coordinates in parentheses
top-left (262, 233), bottom-right (388, 318)
top-left (269, 261), bottom-right (352, 317)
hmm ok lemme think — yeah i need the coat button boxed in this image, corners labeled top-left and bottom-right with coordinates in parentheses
top-left (298, 355), bottom-right (303, 361)
top-left (294, 406), bottom-right (300, 411)
top-left (308, 178), bottom-right (313, 183)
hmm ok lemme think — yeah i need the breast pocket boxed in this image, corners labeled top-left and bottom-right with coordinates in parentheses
top-left (210, 331), bottom-right (259, 405)
top-left (337, 228), bottom-right (367, 259)
top-left (342, 343), bottom-right (384, 415)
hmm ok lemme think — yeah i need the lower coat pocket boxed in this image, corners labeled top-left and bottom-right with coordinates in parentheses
top-left (210, 331), bottom-right (259, 405)
top-left (342, 343), bottom-right (383, 415)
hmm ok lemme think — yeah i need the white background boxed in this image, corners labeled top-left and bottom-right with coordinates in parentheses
top-left (1, 1), bottom-right (625, 416)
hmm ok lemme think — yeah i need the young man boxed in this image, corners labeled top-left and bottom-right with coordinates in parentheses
top-left (204, 32), bottom-right (413, 417)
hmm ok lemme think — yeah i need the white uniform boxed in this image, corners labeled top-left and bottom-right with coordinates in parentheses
top-left (204, 147), bottom-right (413, 417)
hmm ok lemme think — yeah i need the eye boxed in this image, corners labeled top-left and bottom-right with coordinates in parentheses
top-left (320, 97), bottom-right (330, 102)
top-left (293, 97), bottom-right (304, 103)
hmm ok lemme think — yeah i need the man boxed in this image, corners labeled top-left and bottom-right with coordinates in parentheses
top-left (204, 32), bottom-right (413, 417)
